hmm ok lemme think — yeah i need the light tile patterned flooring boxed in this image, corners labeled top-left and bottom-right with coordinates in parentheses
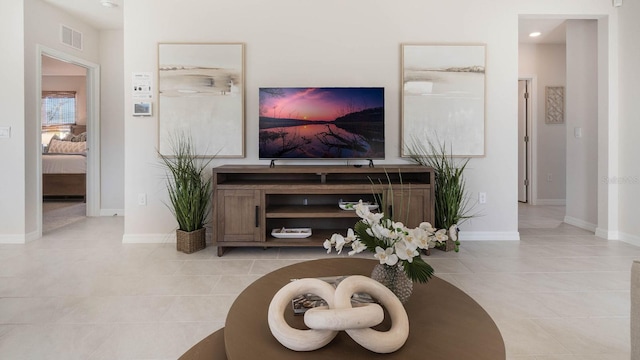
top-left (0, 204), bottom-right (634, 359)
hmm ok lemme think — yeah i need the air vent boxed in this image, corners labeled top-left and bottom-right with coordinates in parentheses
top-left (61, 25), bottom-right (83, 51)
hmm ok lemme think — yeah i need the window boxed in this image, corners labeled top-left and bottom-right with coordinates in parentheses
top-left (41, 91), bottom-right (76, 126)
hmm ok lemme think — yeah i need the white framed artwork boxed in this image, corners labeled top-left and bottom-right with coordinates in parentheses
top-left (158, 43), bottom-right (245, 157)
top-left (401, 44), bottom-right (486, 157)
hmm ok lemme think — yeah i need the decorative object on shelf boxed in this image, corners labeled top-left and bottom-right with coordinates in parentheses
top-left (158, 42), bottom-right (245, 158)
top-left (324, 201), bottom-right (435, 300)
top-left (545, 86), bottom-right (565, 124)
top-left (406, 138), bottom-right (475, 252)
top-left (401, 44), bottom-right (486, 157)
top-left (338, 200), bottom-right (379, 211)
top-left (268, 275), bottom-right (409, 353)
top-left (271, 227), bottom-right (312, 239)
top-left (158, 132), bottom-right (214, 253)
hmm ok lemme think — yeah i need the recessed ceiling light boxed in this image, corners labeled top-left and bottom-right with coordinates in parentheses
top-left (529, 32), bottom-right (542, 38)
top-left (99, 0), bottom-right (118, 8)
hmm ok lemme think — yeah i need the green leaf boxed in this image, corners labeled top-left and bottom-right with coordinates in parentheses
top-left (401, 256), bottom-right (434, 283)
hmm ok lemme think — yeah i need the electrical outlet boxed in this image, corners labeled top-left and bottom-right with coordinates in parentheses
top-left (138, 193), bottom-right (147, 206)
top-left (547, 173), bottom-right (552, 182)
top-left (479, 192), bottom-right (487, 204)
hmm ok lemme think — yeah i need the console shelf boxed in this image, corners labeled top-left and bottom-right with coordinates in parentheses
top-left (212, 165), bottom-right (434, 256)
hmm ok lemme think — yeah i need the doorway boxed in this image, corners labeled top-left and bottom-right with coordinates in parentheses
top-left (36, 46), bottom-right (101, 236)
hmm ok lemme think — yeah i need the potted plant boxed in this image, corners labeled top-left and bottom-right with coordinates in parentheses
top-left (406, 138), bottom-right (474, 252)
top-left (158, 133), bottom-right (214, 253)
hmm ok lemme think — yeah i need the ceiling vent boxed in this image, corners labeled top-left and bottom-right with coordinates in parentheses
top-left (61, 25), bottom-right (83, 51)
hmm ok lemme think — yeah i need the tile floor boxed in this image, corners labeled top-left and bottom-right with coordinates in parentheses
top-left (0, 204), bottom-right (634, 359)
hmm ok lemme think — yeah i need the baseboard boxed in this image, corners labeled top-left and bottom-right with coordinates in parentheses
top-left (100, 209), bottom-right (124, 216)
top-left (0, 234), bottom-right (26, 244)
top-left (122, 231), bottom-right (212, 244)
top-left (535, 199), bottom-right (566, 206)
top-left (564, 216), bottom-right (597, 232)
top-left (122, 233), bottom-right (176, 244)
top-left (458, 231), bottom-right (520, 241)
top-left (25, 230), bottom-right (40, 243)
top-left (595, 227), bottom-right (619, 240)
top-left (619, 231), bottom-right (640, 247)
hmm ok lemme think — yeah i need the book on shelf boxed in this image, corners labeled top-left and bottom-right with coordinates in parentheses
top-left (290, 275), bottom-right (375, 315)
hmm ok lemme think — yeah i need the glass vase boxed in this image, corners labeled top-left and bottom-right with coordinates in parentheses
top-left (370, 263), bottom-right (413, 304)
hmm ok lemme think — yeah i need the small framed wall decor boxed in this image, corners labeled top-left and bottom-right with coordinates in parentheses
top-left (545, 86), bottom-right (564, 124)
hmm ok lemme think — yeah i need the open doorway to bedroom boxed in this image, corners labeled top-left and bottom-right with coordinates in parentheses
top-left (36, 46), bottom-right (101, 236)
top-left (41, 55), bottom-right (88, 232)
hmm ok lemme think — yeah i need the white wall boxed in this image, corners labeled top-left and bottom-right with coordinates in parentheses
top-left (618, 2), bottom-right (640, 244)
top-left (121, 0), bottom-right (616, 242)
top-left (519, 43), bottom-right (567, 204)
top-left (99, 30), bottom-right (125, 215)
top-left (42, 75), bottom-right (87, 126)
top-left (565, 20), bottom-right (598, 230)
top-left (23, 0), bottom-right (101, 236)
top-left (0, 0), bottom-right (26, 242)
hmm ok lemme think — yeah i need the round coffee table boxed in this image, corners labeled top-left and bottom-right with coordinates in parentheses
top-left (221, 258), bottom-right (505, 359)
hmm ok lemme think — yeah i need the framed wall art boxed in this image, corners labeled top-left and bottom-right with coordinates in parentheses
top-left (401, 44), bottom-right (486, 157)
top-left (158, 43), bottom-right (245, 157)
top-left (545, 86), bottom-right (564, 124)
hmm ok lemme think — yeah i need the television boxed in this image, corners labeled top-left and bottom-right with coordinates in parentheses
top-left (259, 87), bottom-right (385, 160)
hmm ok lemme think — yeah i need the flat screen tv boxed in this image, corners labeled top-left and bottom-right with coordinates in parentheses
top-left (259, 87), bottom-right (385, 160)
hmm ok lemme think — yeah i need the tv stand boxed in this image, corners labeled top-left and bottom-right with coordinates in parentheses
top-left (212, 165), bottom-right (434, 256)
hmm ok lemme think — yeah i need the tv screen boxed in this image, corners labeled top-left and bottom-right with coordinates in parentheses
top-left (259, 87), bottom-right (385, 159)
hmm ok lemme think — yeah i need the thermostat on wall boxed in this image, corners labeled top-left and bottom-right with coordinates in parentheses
top-left (133, 102), bottom-right (152, 116)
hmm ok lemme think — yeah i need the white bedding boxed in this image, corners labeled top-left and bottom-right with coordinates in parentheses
top-left (42, 154), bottom-right (86, 174)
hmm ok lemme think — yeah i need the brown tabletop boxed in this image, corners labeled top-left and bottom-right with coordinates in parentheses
top-left (223, 258), bottom-right (505, 360)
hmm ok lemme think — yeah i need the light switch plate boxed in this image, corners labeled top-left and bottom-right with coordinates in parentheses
top-left (0, 127), bottom-right (11, 139)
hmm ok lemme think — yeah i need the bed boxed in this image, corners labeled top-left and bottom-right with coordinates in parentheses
top-left (42, 128), bottom-right (87, 201)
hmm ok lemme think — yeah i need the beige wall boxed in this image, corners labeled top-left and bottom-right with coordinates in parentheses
top-left (565, 20), bottom-right (599, 230)
top-left (99, 30), bottom-right (125, 214)
top-left (618, 2), bottom-right (640, 244)
top-left (121, 0), bottom-right (616, 242)
top-left (0, 0), bottom-right (26, 241)
top-left (519, 43), bottom-right (567, 204)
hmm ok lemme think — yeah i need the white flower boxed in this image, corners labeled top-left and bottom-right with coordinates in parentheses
top-left (356, 201), bottom-right (384, 225)
top-left (395, 240), bottom-right (419, 262)
top-left (404, 228), bottom-right (422, 249)
top-left (348, 239), bottom-right (367, 255)
top-left (434, 228), bottom-right (449, 243)
top-left (411, 227), bottom-right (431, 249)
top-left (344, 228), bottom-right (356, 243)
top-left (370, 223), bottom-right (391, 240)
top-left (419, 222), bottom-right (436, 234)
top-left (448, 225), bottom-right (458, 241)
top-left (374, 246), bottom-right (398, 266)
top-left (333, 234), bottom-right (346, 254)
top-left (323, 238), bottom-right (333, 254)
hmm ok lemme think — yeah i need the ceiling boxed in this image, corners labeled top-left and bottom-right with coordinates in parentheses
top-left (40, 1), bottom-right (566, 44)
top-left (42, 0), bottom-right (123, 30)
top-left (519, 19), bottom-right (566, 45)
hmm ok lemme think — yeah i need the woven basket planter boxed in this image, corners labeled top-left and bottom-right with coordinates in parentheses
top-left (176, 228), bottom-right (206, 254)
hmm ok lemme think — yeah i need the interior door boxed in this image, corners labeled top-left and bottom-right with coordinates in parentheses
top-left (518, 80), bottom-right (529, 203)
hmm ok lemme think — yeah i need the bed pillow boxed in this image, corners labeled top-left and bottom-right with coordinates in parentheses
top-left (47, 138), bottom-right (86, 154)
top-left (70, 132), bottom-right (87, 142)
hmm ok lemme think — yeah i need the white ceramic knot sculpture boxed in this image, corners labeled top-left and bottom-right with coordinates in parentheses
top-left (267, 275), bottom-right (409, 353)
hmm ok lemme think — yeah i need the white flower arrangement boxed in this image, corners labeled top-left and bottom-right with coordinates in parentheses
top-left (323, 200), bottom-right (438, 283)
